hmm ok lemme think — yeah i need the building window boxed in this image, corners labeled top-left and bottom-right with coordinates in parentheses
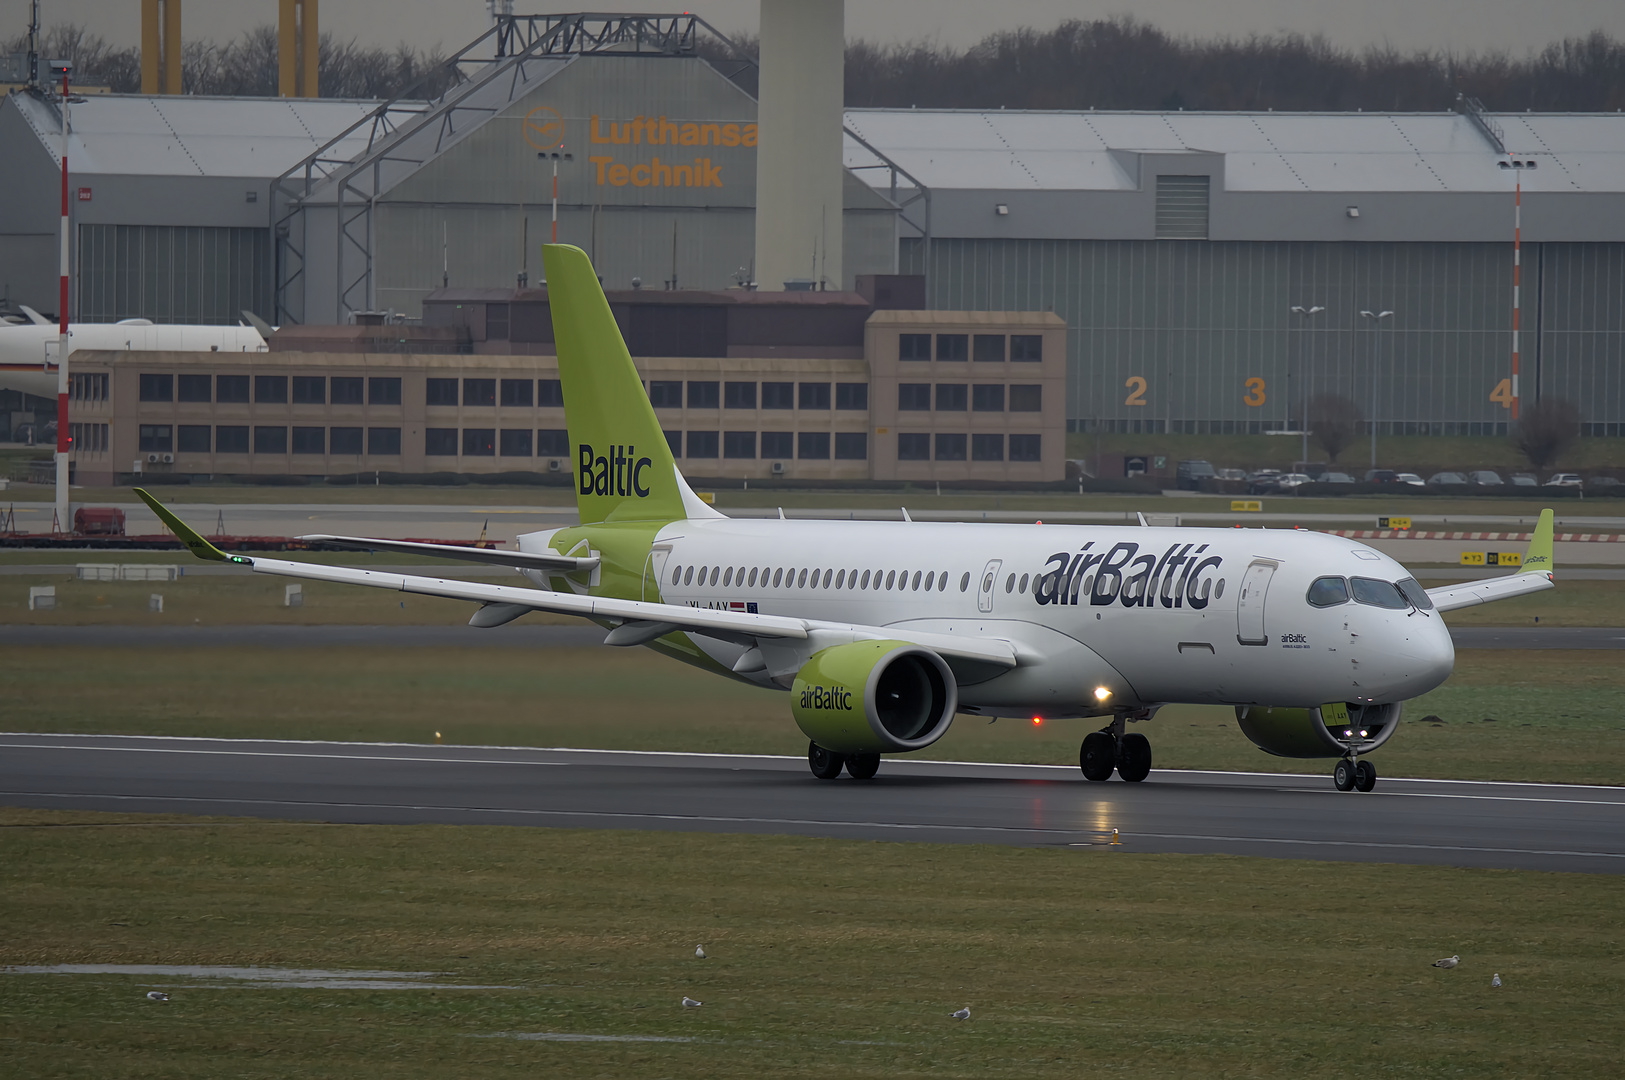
top-left (500, 379), bottom-right (533, 407)
top-left (761, 381), bottom-right (794, 409)
top-left (972, 433), bottom-right (1005, 461)
top-left (369, 428), bottom-right (401, 455)
top-left (836, 383), bottom-right (868, 410)
top-left (972, 385), bottom-right (1005, 412)
top-left (425, 428), bottom-right (458, 455)
top-left (331, 377), bottom-right (364, 405)
top-left (538, 429), bottom-right (568, 456)
top-left (293, 376), bottom-right (326, 404)
top-left (936, 384), bottom-right (968, 411)
top-left (176, 425), bottom-right (211, 453)
top-left (139, 374), bottom-right (173, 402)
top-left (1010, 433), bottom-right (1042, 461)
top-left (761, 431), bottom-right (792, 459)
top-left (724, 381), bottom-right (757, 409)
top-left (70, 421), bottom-right (109, 451)
top-left (687, 381), bottom-right (720, 409)
top-left (798, 431), bottom-right (830, 459)
top-left (538, 379), bottom-right (565, 407)
top-left (724, 431), bottom-right (757, 458)
top-left (177, 374), bottom-right (211, 402)
top-left (136, 424), bottom-right (171, 452)
top-left (1011, 335), bottom-right (1043, 362)
top-left (898, 433), bottom-right (931, 460)
top-left (1009, 384), bottom-right (1043, 412)
top-left (686, 430), bottom-right (719, 458)
top-left (71, 373), bottom-right (109, 401)
top-left (463, 428), bottom-right (495, 455)
top-left (255, 375), bottom-right (287, 404)
top-left (500, 429), bottom-right (533, 456)
top-left (463, 379), bottom-right (495, 407)
top-left (291, 426), bottom-right (325, 454)
top-left (648, 381), bottom-right (683, 408)
top-left (899, 333), bottom-right (931, 361)
top-left (426, 378), bottom-right (459, 406)
top-left (368, 377), bottom-right (401, 405)
top-left (663, 429), bottom-right (683, 457)
top-left (799, 382), bottom-right (831, 410)
top-left (216, 425), bottom-right (249, 454)
top-left (331, 427), bottom-right (363, 455)
top-left (899, 384), bottom-right (931, 411)
top-left (835, 431), bottom-right (868, 460)
top-left (1155, 174), bottom-right (1211, 239)
top-left (935, 433), bottom-right (967, 461)
top-left (486, 303), bottom-right (510, 340)
top-left (254, 426), bottom-right (287, 454)
top-left (216, 374), bottom-right (250, 403)
top-left (973, 334), bottom-right (1006, 363)
top-left (936, 334), bottom-right (968, 362)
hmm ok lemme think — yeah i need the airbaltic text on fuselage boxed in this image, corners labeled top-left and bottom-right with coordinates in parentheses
top-left (799, 684), bottom-right (853, 712)
top-left (578, 443), bottom-right (651, 498)
top-left (1034, 541), bottom-right (1222, 608)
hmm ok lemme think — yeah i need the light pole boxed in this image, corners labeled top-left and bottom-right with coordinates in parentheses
top-left (1290, 304), bottom-right (1325, 464)
top-left (538, 150), bottom-right (573, 244)
top-left (1360, 309), bottom-right (1394, 469)
top-left (54, 58), bottom-right (75, 536)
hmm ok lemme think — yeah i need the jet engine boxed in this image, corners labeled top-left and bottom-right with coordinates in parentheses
top-left (1235, 701), bottom-right (1402, 758)
top-left (791, 640), bottom-right (957, 754)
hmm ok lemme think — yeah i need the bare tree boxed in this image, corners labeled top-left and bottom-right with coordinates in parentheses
top-left (1512, 398), bottom-right (1581, 469)
top-left (1308, 393), bottom-right (1362, 464)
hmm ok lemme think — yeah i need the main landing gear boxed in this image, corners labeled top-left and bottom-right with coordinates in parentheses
top-left (1078, 723), bottom-right (1151, 783)
top-left (1333, 756), bottom-right (1378, 793)
top-left (807, 742), bottom-right (881, 781)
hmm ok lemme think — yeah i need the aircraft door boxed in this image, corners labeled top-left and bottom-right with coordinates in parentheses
top-left (643, 546), bottom-right (672, 602)
top-left (1235, 560), bottom-right (1277, 645)
top-left (977, 559), bottom-right (1002, 613)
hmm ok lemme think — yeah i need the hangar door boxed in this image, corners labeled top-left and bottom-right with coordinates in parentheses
top-left (78, 224), bottom-right (272, 324)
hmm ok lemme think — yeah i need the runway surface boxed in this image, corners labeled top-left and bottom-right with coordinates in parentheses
top-left (2, 624), bottom-right (1620, 649)
top-left (2, 734), bottom-right (1620, 874)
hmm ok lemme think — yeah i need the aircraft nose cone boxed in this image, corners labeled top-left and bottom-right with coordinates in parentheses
top-left (1406, 617), bottom-right (1456, 694)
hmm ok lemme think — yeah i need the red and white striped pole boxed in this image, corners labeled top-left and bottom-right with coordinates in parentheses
top-left (1511, 165), bottom-right (1522, 421)
top-left (550, 151), bottom-right (560, 244)
top-left (55, 65), bottom-right (71, 536)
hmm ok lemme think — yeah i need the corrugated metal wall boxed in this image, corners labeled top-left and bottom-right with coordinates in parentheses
top-left (903, 237), bottom-right (1625, 433)
top-left (78, 224), bottom-right (271, 325)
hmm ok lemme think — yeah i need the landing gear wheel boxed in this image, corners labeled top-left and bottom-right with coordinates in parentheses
top-left (845, 753), bottom-right (881, 780)
top-left (1079, 731), bottom-right (1116, 782)
top-left (808, 742), bottom-right (845, 780)
top-left (1354, 759), bottom-right (1377, 792)
top-left (1334, 759), bottom-right (1356, 791)
top-left (1116, 733), bottom-right (1152, 783)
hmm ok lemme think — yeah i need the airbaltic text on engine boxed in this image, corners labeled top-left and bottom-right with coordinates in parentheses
top-left (799, 684), bottom-right (853, 711)
top-left (578, 443), bottom-right (652, 497)
top-left (1034, 541), bottom-right (1223, 608)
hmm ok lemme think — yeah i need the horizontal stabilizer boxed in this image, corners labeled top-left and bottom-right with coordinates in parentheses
top-left (299, 534), bottom-right (597, 573)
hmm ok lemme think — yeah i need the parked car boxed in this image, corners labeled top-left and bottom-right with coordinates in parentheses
top-left (1545, 473), bottom-right (1583, 487)
top-left (1467, 470), bottom-right (1505, 486)
top-left (1216, 467), bottom-right (1247, 481)
top-left (1176, 459), bottom-right (1217, 490)
top-left (1275, 472), bottom-right (1312, 491)
top-left (1364, 469), bottom-right (1400, 483)
top-left (1510, 473), bottom-right (1539, 487)
top-left (1246, 468), bottom-right (1283, 494)
top-left (1395, 472), bottom-right (1426, 487)
top-left (1321, 472), bottom-right (1356, 484)
top-left (1426, 471), bottom-right (1469, 486)
top-left (1586, 476), bottom-right (1623, 492)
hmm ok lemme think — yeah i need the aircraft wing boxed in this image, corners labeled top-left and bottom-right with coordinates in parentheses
top-left (1425, 507), bottom-right (1556, 613)
top-left (299, 533), bottom-right (598, 574)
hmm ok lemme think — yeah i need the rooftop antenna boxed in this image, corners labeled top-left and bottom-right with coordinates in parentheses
top-left (26, 0), bottom-right (39, 90)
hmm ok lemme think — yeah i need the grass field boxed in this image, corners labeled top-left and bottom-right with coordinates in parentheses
top-left (2, 807), bottom-right (1620, 1079)
top-left (4, 645), bottom-right (1621, 785)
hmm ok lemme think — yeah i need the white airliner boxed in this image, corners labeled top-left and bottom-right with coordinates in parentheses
top-left (0, 306), bottom-right (266, 399)
top-left (138, 244), bottom-right (1556, 792)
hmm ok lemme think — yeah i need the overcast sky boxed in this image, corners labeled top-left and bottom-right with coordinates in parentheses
top-left (6, 0), bottom-right (1624, 56)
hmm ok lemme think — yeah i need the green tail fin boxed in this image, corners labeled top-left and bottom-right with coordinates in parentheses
top-left (541, 243), bottom-right (716, 526)
top-left (1522, 508), bottom-right (1555, 576)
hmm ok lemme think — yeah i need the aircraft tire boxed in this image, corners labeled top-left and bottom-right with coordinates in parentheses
top-left (1334, 759), bottom-right (1356, 791)
top-left (1354, 759), bottom-right (1377, 792)
top-left (845, 753), bottom-right (881, 780)
top-left (1079, 731), bottom-right (1116, 781)
top-left (1117, 733), bottom-right (1152, 782)
top-left (808, 742), bottom-right (846, 780)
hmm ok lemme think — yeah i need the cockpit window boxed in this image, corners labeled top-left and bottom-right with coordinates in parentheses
top-left (1396, 577), bottom-right (1434, 610)
top-left (1351, 577), bottom-right (1410, 610)
top-left (1307, 576), bottom-right (1350, 607)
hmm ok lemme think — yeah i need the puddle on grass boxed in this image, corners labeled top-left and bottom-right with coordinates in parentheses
top-left (3, 965), bottom-right (516, 990)
top-left (481, 1032), bottom-right (695, 1044)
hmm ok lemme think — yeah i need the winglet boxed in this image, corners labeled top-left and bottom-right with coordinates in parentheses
top-left (1522, 508), bottom-right (1554, 578)
top-left (134, 488), bottom-right (246, 564)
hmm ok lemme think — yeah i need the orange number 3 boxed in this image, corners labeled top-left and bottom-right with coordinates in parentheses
top-left (1244, 377), bottom-right (1266, 407)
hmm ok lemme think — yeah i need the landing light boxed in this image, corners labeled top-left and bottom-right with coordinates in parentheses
top-left (1359, 729), bottom-right (1369, 737)
top-left (1032, 716), bottom-right (1042, 726)
top-left (1094, 687), bottom-right (1112, 702)
top-left (1345, 729), bottom-right (1354, 737)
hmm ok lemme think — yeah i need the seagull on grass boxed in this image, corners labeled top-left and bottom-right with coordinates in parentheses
top-left (951, 1006), bottom-right (971, 1020)
top-left (682, 996), bottom-right (702, 1008)
top-left (146, 991), bottom-right (169, 1002)
top-left (695, 945), bottom-right (706, 959)
top-left (1433, 955), bottom-right (1460, 969)
top-left (1492, 973), bottom-right (1502, 988)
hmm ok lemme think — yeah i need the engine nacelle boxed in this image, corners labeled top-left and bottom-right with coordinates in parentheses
top-left (791, 640), bottom-right (957, 754)
top-left (1235, 701), bottom-right (1403, 758)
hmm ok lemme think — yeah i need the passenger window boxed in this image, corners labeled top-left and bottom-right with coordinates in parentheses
top-left (773, 568), bottom-right (784, 587)
top-left (1396, 578), bottom-right (1434, 611)
top-left (684, 567), bottom-right (695, 585)
top-left (835, 569), bottom-right (845, 589)
top-left (1307, 576), bottom-right (1349, 607)
top-left (1019, 573), bottom-right (1029, 594)
top-left (1351, 577), bottom-right (1409, 609)
top-left (886, 571), bottom-right (896, 589)
top-left (748, 567), bottom-right (757, 587)
top-left (939, 573), bottom-right (948, 591)
top-left (798, 569), bottom-right (809, 588)
top-left (1005, 573), bottom-right (1016, 593)
top-left (923, 571), bottom-right (934, 591)
top-left (960, 572), bottom-right (971, 592)
top-left (671, 565), bottom-right (683, 585)
top-left (861, 570), bottom-right (871, 589)
top-left (823, 569), bottom-right (833, 588)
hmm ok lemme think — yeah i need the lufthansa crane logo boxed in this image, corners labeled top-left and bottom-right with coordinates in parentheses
top-left (523, 106), bottom-right (564, 150)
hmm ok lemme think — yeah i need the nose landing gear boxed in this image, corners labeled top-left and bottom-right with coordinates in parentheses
top-left (1078, 721), bottom-right (1152, 783)
top-left (1333, 756), bottom-right (1378, 792)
